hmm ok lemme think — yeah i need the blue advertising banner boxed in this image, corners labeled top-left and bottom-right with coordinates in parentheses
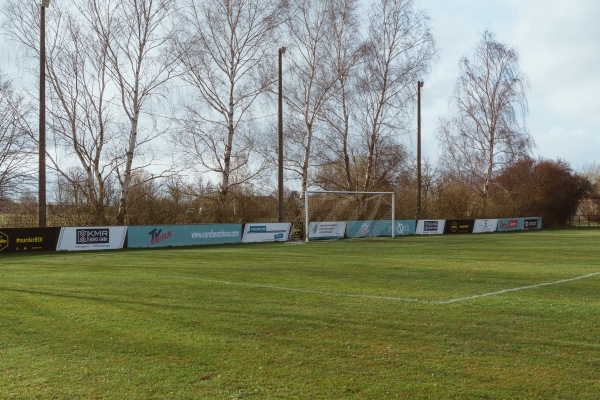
top-left (345, 220), bottom-right (416, 238)
top-left (127, 224), bottom-right (243, 248)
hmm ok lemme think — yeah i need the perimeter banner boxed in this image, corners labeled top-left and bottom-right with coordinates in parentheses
top-left (473, 219), bottom-right (498, 233)
top-left (522, 217), bottom-right (542, 230)
top-left (127, 224), bottom-right (243, 248)
top-left (497, 217), bottom-right (542, 231)
top-left (0, 227), bottom-right (61, 254)
top-left (443, 220), bottom-right (474, 234)
top-left (57, 226), bottom-right (127, 251)
top-left (345, 220), bottom-right (416, 238)
top-left (307, 221), bottom-right (346, 240)
top-left (416, 220), bottom-right (446, 235)
top-left (242, 223), bottom-right (291, 243)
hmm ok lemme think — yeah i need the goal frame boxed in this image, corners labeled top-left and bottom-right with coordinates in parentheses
top-left (304, 190), bottom-right (396, 242)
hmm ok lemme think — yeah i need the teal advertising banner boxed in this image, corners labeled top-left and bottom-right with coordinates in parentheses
top-left (497, 217), bottom-right (542, 231)
top-left (127, 224), bottom-right (243, 248)
top-left (345, 220), bottom-right (416, 238)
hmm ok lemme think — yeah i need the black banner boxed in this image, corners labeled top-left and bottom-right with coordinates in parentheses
top-left (523, 219), bottom-right (539, 229)
top-left (0, 228), bottom-right (61, 254)
top-left (443, 220), bottom-right (475, 234)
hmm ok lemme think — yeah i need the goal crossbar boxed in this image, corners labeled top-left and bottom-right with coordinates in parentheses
top-left (304, 190), bottom-right (396, 241)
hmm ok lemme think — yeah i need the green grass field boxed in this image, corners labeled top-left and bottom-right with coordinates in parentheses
top-left (1, 230), bottom-right (599, 399)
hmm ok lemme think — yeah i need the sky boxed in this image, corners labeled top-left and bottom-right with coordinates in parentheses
top-left (420, 0), bottom-right (600, 171)
top-left (1, 0), bottom-right (598, 174)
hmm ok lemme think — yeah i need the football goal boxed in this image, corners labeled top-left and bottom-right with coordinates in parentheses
top-left (304, 190), bottom-right (396, 242)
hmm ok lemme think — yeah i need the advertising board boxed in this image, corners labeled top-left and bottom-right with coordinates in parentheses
top-left (307, 222), bottom-right (346, 240)
top-left (415, 220), bottom-right (446, 235)
top-left (0, 228), bottom-right (61, 254)
top-left (443, 220), bottom-right (475, 234)
top-left (56, 226), bottom-right (127, 251)
top-left (127, 224), bottom-right (243, 248)
top-left (242, 223), bottom-right (291, 243)
top-left (345, 220), bottom-right (416, 238)
top-left (473, 219), bottom-right (499, 233)
top-left (497, 217), bottom-right (542, 231)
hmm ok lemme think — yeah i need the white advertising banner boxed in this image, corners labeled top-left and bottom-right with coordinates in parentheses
top-left (473, 219), bottom-right (499, 233)
top-left (57, 226), bottom-right (128, 251)
top-left (242, 223), bottom-right (291, 243)
top-left (307, 221), bottom-right (346, 240)
top-left (416, 220), bottom-right (446, 235)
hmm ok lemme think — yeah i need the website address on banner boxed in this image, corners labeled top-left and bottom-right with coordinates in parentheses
top-left (191, 230), bottom-right (240, 239)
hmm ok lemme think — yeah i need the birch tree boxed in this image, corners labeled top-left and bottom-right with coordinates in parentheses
top-left (284, 0), bottom-right (339, 197)
top-left (356, 0), bottom-right (435, 192)
top-left (87, 0), bottom-right (177, 224)
top-left (2, 1), bottom-right (117, 223)
top-left (172, 0), bottom-right (286, 217)
top-left (438, 30), bottom-right (532, 207)
top-left (2, 0), bottom-right (176, 224)
top-left (316, 0), bottom-right (362, 191)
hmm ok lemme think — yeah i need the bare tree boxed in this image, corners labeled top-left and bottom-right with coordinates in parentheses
top-left (3, 0), bottom-right (177, 224)
top-left (316, 0), bottom-right (363, 191)
top-left (438, 30), bottom-right (532, 208)
top-left (0, 73), bottom-right (36, 199)
top-left (355, 0), bottom-right (435, 192)
top-left (172, 0), bottom-right (286, 216)
top-left (3, 1), bottom-right (116, 223)
top-left (283, 0), bottom-right (339, 197)
top-left (86, 0), bottom-right (178, 224)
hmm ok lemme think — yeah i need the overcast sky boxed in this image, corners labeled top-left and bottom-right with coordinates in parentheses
top-left (1, 0), bottom-right (598, 173)
top-left (421, 0), bottom-right (600, 171)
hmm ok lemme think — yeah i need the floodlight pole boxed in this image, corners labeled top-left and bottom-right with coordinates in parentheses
top-left (416, 81), bottom-right (424, 220)
top-left (39, 0), bottom-right (51, 228)
top-left (278, 47), bottom-right (286, 222)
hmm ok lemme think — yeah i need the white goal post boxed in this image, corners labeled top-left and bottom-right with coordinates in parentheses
top-left (304, 190), bottom-right (396, 242)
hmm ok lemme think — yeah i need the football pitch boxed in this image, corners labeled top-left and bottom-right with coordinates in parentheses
top-left (1, 230), bottom-right (599, 399)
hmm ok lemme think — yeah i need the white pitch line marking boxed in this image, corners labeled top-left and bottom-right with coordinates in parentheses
top-left (124, 272), bottom-right (599, 305)
top-left (438, 272), bottom-right (600, 304)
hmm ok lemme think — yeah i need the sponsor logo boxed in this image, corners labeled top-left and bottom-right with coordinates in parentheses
top-left (0, 231), bottom-right (8, 252)
top-left (396, 222), bottom-right (410, 235)
top-left (77, 229), bottom-right (109, 244)
top-left (499, 220), bottom-right (519, 229)
top-left (274, 233), bottom-right (284, 239)
top-left (249, 226), bottom-right (267, 233)
top-left (424, 221), bottom-right (438, 232)
top-left (360, 222), bottom-right (370, 236)
top-left (524, 219), bottom-right (538, 229)
top-left (149, 228), bottom-right (172, 245)
top-left (311, 223), bottom-right (319, 235)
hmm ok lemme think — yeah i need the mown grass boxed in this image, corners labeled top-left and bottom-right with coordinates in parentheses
top-left (1, 230), bottom-right (599, 399)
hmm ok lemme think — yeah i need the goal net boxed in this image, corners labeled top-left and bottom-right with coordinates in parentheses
top-left (304, 190), bottom-right (396, 241)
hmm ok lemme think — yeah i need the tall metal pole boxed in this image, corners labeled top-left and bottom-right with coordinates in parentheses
top-left (416, 81), bottom-right (424, 220)
top-left (39, 3), bottom-right (48, 228)
top-left (278, 47), bottom-right (286, 222)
